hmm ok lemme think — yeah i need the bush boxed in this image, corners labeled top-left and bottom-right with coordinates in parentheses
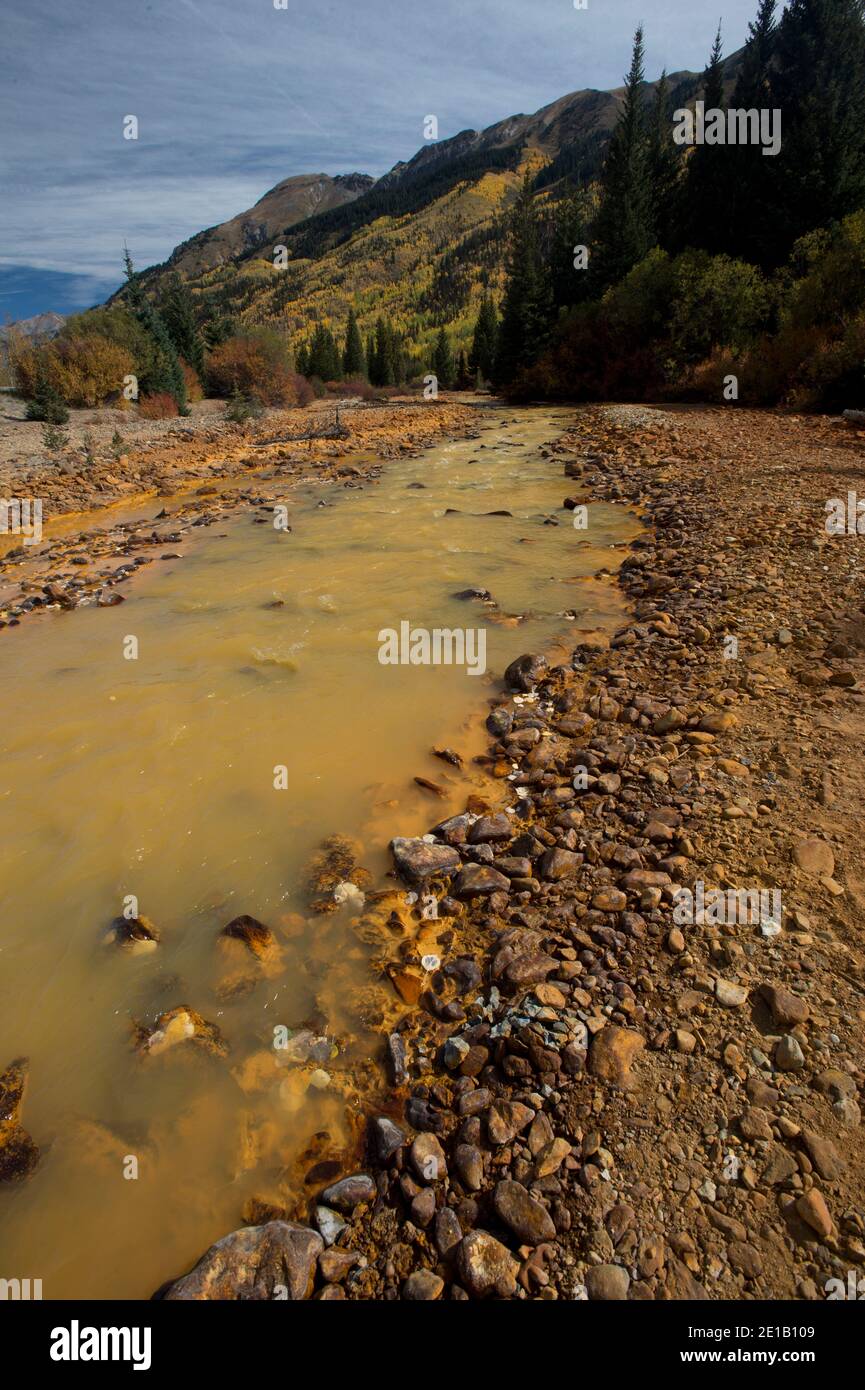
top-left (181, 360), bottom-right (204, 401)
top-left (61, 305), bottom-right (161, 384)
top-left (138, 392), bottom-right (179, 419)
top-left (206, 330), bottom-right (301, 405)
top-left (12, 333), bottom-right (135, 408)
top-left (224, 386), bottom-right (263, 423)
top-left (26, 374), bottom-right (69, 423)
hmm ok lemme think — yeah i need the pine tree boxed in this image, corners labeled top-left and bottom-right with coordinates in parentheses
top-left (160, 272), bottom-right (204, 377)
top-left (456, 349), bottom-right (471, 389)
top-left (549, 186), bottom-right (593, 314)
top-left (493, 175), bottom-right (553, 388)
top-left (647, 72), bottom-right (680, 249)
top-left (679, 25), bottom-right (732, 253)
top-left (343, 308), bottom-right (365, 377)
top-left (370, 318), bottom-right (394, 386)
top-left (433, 328), bottom-right (455, 389)
top-left (365, 332), bottom-right (377, 382)
top-left (308, 323), bottom-right (342, 380)
top-left (123, 248), bottom-right (188, 414)
top-left (770, 0), bottom-right (865, 260)
top-left (469, 295), bottom-right (499, 380)
top-left (591, 27), bottom-right (654, 290)
top-left (296, 341), bottom-right (310, 377)
top-left (724, 0), bottom-right (779, 263)
top-left (26, 370), bottom-right (69, 424)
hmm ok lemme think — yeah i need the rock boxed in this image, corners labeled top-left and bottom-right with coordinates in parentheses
top-left (320, 1173), bottom-right (376, 1212)
top-left (318, 1249), bottom-right (359, 1283)
top-left (533, 1137), bottom-right (571, 1179)
top-left (453, 864), bottom-right (511, 897)
top-left (486, 1100), bottom-right (535, 1146)
top-left (760, 983), bottom-right (810, 1029)
top-left (775, 1035), bottom-right (805, 1072)
top-left (221, 914), bottom-right (277, 959)
top-left (813, 1069), bottom-right (857, 1102)
top-left (104, 914), bottom-right (160, 953)
top-left (468, 814), bottom-right (513, 843)
top-left (403, 1269), bottom-right (445, 1300)
top-left (715, 979), bottom-right (749, 1008)
top-left (133, 1006), bottom-right (227, 1059)
top-left (443, 1036), bottom-right (471, 1070)
top-left (792, 838), bottom-right (835, 877)
top-left (0, 1057), bottom-right (39, 1182)
top-left (698, 711), bottom-right (738, 734)
top-left (795, 1189), bottom-right (833, 1240)
top-left (493, 1180), bottom-right (556, 1244)
top-left (390, 837), bottom-right (460, 884)
top-left (800, 1130), bottom-right (843, 1181)
top-left (588, 1026), bottom-right (645, 1088)
top-left (161, 1221), bottom-right (322, 1300)
top-left (386, 1033), bottom-right (408, 1087)
top-left (728, 1241), bottom-right (763, 1279)
top-left (504, 653), bottom-right (548, 693)
top-left (505, 951), bottom-right (558, 986)
top-left (454, 1143), bottom-right (484, 1191)
top-left (538, 848), bottom-right (581, 881)
top-left (592, 888), bottom-right (627, 912)
top-left (435, 1208), bottom-right (462, 1255)
top-left (456, 1231), bottom-right (519, 1298)
top-left (314, 1206), bottom-right (346, 1246)
top-left (739, 1107), bottom-right (773, 1142)
top-left (762, 1145), bottom-right (798, 1186)
top-left (585, 1264), bottom-right (630, 1300)
top-left (410, 1133), bottom-right (447, 1183)
top-left (369, 1116), bottom-right (405, 1165)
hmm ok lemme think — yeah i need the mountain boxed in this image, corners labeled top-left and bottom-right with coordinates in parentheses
top-left (131, 61), bottom-right (738, 365)
top-left (0, 311), bottom-right (65, 341)
top-left (162, 172), bottom-right (376, 279)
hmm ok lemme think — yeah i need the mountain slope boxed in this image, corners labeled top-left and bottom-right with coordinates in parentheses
top-left (136, 61), bottom-right (739, 365)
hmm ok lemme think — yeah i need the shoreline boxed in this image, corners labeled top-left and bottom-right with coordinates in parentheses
top-left (152, 401), bottom-right (865, 1301)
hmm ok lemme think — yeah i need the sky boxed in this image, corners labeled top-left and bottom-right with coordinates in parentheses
top-left (1, 0), bottom-right (763, 321)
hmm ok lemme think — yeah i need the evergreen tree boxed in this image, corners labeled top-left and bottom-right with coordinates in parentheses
top-left (771, 0), bottom-right (865, 260)
top-left (679, 25), bottom-right (732, 253)
top-left (549, 186), bottom-right (593, 314)
top-left (469, 295), bottom-right (499, 380)
top-left (25, 370), bottom-right (69, 424)
top-left (307, 323), bottom-right (342, 380)
top-left (370, 317), bottom-right (394, 386)
top-left (647, 72), bottom-right (680, 249)
top-left (123, 248), bottom-right (188, 414)
top-left (342, 308), bottom-right (365, 377)
top-left (365, 332), bottom-right (377, 382)
top-left (433, 327), bottom-right (455, 389)
top-left (296, 341), bottom-right (310, 377)
top-left (726, 1), bottom-right (779, 263)
top-left (591, 27), bottom-right (654, 290)
top-left (204, 313), bottom-right (237, 350)
top-left (160, 271), bottom-right (204, 377)
top-left (456, 349), bottom-right (471, 389)
top-left (493, 175), bottom-right (553, 388)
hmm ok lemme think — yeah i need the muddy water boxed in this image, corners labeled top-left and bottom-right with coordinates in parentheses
top-left (0, 407), bottom-right (639, 1298)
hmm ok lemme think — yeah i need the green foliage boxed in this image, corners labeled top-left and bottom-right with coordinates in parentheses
top-left (123, 248), bottom-right (188, 414)
top-left (433, 327), bottom-right (455, 388)
top-left (591, 27), bottom-right (654, 291)
top-left (493, 175), bottom-right (552, 388)
top-left (26, 372), bottom-right (69, 423)
top-left (343, 308), bottom-right (365, 377)
top-left (307, 323), bottom-right (342, 380)
top-left (468, 295), bottom-right (499, 381)
top-left (160, 272), bottom-right (205, 376)
top-left (41, 421), bottom-right (69, 452)
top-left (225, 384), bottom-right (264, 423)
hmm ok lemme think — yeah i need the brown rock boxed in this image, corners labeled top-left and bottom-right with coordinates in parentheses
top-left (456, 1230), bottom-right (519, 1298)
top-left (588, 1026), bottom-right (645, 1088)
top-left (162, 1221), bottom-right (322, 1300)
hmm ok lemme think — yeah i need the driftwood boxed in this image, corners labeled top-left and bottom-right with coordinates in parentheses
top-left (249, 405), bottom-right (351, 449)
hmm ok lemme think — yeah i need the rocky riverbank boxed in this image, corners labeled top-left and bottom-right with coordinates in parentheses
top-left (155, 402), bottom-right (865, 1301)
top-left (0, 397), bottom-right (480, 631)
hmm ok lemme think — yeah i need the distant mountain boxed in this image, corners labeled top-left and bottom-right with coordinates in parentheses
top-left (129, 58), bottom-right (741, 363)
top-left (163, 172), bottom-right (376, 278)
top-left (0, 311), bottom-right (65, 341)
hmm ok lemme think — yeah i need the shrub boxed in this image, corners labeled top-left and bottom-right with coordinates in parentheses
top-left (181, 360), bottom-right (204, 401)
top-left (26, 373), bottom-right (69, 423)
top-left (61, 305), bottom-right (161, 384)
top-left (138, 392), bottom-right (179, 419)
top-left (206, 330), bottom-right (299, 404)
top-left (224, 386), bottom-right (263, 423)
top-left (13, 333), bottom-right (134, 408)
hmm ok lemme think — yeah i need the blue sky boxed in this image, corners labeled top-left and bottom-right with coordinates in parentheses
top-left (1, 0), bottom-right (762, 321)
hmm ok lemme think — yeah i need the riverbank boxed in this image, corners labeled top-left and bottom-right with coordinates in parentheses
top-left (155, 402), bottom-right (865, 1301)
top-left (0, 397), bottom-right (481, 629)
